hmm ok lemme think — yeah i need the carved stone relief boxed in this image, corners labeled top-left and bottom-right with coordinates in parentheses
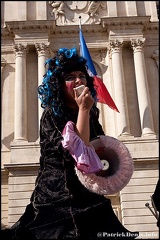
top-left (152, 49), bottom-right (159, 68)
top-left (48, 1), bottom-right (107, 25)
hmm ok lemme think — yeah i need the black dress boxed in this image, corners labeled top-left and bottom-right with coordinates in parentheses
top-left (2, 107), bottom-right (139, 239)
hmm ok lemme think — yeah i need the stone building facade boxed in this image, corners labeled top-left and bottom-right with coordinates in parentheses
top-left (1, 1), bottom-right (159, 238)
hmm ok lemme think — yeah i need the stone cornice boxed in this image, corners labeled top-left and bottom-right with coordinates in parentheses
top-left (1, 27), bottom-right (14, 38)
top-left (3, 17), bottom-right (158, 38)
top-left (2, 18), bottom-right (158, 50)
top-left (5, 20), bottom-right (56, 33)
top-left (101, 16), bottom-right (159, 30)
top-left (3, 20), bottom-right (107, 49)
top-left (51, 24), bottom-right (105, 34)
top-left (145, 21), bottom-right (159, 31)
top-left (4, 20), bottom-right (105, 35)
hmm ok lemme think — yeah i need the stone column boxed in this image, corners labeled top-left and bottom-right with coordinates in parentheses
top-left (108, 39), bottom-right (131, 137)
top-left (1, 57), bottom-right (7, 91)
top-left (35, 43), bottom-right (50, 132)
top-left (13, 44), bottom-right (28, 141)
top-left (131, 38), bottom-right (155, 136)
top-left (1, 57), bottom-right (7, 75)
top-left (1, 57), bottom-right (7, 148)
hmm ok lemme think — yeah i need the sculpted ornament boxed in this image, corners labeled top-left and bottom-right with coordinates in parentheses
top-left (87, 1), bottom-right (106, 17)
top-left (49, 1), bottom-right (107, 25)
top-left (130, 38), bottom-right (145, 51)
top-left (152, 49), bottom-right (159, 68)
top-left (66, 1), bottom-right (88, 10)
top-left (49, 1), bottom-right (66, 24)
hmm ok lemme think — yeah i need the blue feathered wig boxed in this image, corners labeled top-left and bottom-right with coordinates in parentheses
top-left (38, 47), bottom-right (98, 116)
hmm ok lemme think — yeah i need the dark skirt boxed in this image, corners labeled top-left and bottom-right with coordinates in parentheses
top-left (1, 200), bottom-right (139, 239)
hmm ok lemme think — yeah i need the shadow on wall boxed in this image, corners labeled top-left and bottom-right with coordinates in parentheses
top-left (143, 107), bottom-right (155, 134)
top-left (1, 63), bottom-right (15, 94)
top-left (1, 132), bottom-right (14, 150)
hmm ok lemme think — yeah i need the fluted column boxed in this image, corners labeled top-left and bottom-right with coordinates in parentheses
top-left (13, 44), bottom-right (28, 141)
top-left (109, 39), bottom-right (131, 137)
top-left (35, 43), bottom-right (50, 132)
top-left (1, 57), bottom-right (7, 90)
top-left (1, 57), bottom-right (7, 148)
top-left (1, 57), bottom-right (7, 75)
top-left (131, 38), bottom-right (155, 136)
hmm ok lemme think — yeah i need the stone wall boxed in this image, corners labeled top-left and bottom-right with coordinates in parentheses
top-left (1, 1), bottom-right (159, 238)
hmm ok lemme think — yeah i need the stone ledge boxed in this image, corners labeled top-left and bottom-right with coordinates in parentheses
top-left (3, 162), bottom-right (39, 175)
top-left (101, 16), bottom-right (151, 28)
top-left (10, 141), bottom-right (40, 164)
top-left (133, 159), bottom-right (159, 170)
top-left (119, 137), bottom-right (159, 159)
top-left (5, 20), bottom-right (56, 32)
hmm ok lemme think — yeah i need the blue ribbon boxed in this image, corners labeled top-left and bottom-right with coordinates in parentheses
top-left (58, 47), bottom-right (77, 59)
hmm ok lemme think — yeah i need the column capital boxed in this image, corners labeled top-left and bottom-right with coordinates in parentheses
top-left (35, 43), bottom-right (50, 57)
top-left (130, 38), bottom-right (145, 52)
top-left (108, 39), bottom-right (123, 55)
top-left (13, 43), bottom-right (28, 57)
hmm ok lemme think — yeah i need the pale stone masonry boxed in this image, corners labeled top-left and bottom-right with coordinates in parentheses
top-left (12, 43), bottom-right (28, 142)
top-left (35, 42), bottom-right (50, 132)
top-left (108, 39), bottom-right (131, 136)
top-left (131, 38), bottom-right (155, 136)
top-left (1, 1), bottom-right (159, 238)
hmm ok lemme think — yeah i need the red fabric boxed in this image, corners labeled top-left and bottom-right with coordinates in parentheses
top-left (94, 76), bottom-right (119, 112)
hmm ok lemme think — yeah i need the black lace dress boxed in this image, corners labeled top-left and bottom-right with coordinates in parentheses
top-left (2, 107), bottom-right (139, 239)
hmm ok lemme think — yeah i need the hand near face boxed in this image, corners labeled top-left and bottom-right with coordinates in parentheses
top-left (74, 86), bottom-right (94, 112)
top-left (64, 71), bottom-right (94, 111)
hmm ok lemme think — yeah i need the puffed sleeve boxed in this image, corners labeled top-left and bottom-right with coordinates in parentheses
top-left (61, 121), bottom-right (103, 173)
